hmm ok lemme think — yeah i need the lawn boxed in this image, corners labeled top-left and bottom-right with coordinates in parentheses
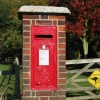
top-left (0, 64), bottom-right (22, 100)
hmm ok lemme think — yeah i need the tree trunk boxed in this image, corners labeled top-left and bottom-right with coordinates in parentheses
top-left (83, 37), bottom-right (88, 59)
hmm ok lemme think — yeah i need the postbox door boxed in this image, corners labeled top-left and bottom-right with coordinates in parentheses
top-left (31, 26), bottom-right (57, 90)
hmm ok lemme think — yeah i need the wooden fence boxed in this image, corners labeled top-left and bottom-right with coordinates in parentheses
top-left (0, 64), bottom-right (21, 100)
top-left (66, 58), bottom-right (100, 100)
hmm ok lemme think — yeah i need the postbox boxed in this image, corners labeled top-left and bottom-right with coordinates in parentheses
top-left (31, 26), bottom-right (57, 90)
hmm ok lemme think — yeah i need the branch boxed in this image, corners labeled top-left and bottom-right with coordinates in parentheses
top-left (79, 37), bottom-right (83, 42)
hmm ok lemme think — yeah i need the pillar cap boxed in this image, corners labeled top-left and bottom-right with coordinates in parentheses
top-left (18, 6), bottom-right (71, 19)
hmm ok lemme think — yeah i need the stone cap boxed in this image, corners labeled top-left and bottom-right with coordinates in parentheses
top-left (18, 6), bottom-right (71, 19)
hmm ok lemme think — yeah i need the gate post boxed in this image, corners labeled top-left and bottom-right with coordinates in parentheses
top-left (18, 6), bottom-right (70, 100)
top-left (13, 64), bottom-right (21, 100)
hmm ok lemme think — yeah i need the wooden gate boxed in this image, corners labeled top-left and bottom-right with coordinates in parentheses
top-left (0, 64), bottom-right (21, 100)
top-left (66, 58), bottom-right (100, 100)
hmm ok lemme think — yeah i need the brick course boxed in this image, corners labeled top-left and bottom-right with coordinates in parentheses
top-left (22, 14), bottom-right (66, 100)
top-left (36, 20), bottom-right (52, 25)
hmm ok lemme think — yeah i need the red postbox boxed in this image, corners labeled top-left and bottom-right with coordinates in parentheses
top-left (31, 26), bottom-right (57, 90)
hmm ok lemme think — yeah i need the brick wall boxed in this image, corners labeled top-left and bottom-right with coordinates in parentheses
top-left (22, 14), bottom-right (66, 100)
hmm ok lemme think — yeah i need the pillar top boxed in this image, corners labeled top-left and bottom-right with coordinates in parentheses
top-left (18, 6), bottom-right (71, 19)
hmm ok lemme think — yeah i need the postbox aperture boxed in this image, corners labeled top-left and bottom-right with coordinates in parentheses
top-left (31, 26), bottom-right (57, 90)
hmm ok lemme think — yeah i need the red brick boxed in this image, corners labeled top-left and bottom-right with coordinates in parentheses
top-left (22, 91), bottom-right (35, 97)
top-left (57, 91), bottom-right (66, 96)
top-left (49, 15), bottom-right (65, 20)
top-left (59, 67), bottom-right (66, 72)
top-left (49, 97), bottom-right (66, 100)
top-left (23, 79), bottom-right (29, 84)
top-left (49, 97), bottom-right (56, 100)
top-left (32, 15), bottom-right (40, 19)
top-left (23, 55), bottom-right (30, 60)
top-left (58, 26), bottom-right (65, 31)
top-left (23, 67), bottom-right (30, 72)
top-left (23, 38), bottom-right (30, 43)
top-left (59, 38), bottom-right (66, 43)
top-left (23, 84), bottom-right (30, 90)
top-left (23, 26), bottom-right (30, 31)
top-left (23, 49), bottom-right (30, 55)
top-left (58, 32), bottom-right (66, 37)
top-left (22, 97), bottom-right (39, 100)
top-left (32, 97), bottom-right (39, 100)
top-left (59, 61), bottom-right (66, 66)
top-left (53, 20), bottom-right (57, 25)
top-left (23, 15), bottom-right (39, 19)
top-left (23, 20), bottom-right (31, 25)
top-left (59, 73), bottom-right (66, 78)
top-left (40, 97), bottom-right (48, 100)
top-left (59, 50), bottom-right (66, 54)
top-left (23, 44), bottom-right (30, 48)
top-left (23, 91), bottom-right (30, 96)
top-left (36, 91), bottom-right (52, 96)
top-left (36, 20), bottom-right (52, 25)
top-left (32, 91), bottom-right (35, 96)
top-left (58, 21), bottom-right (65, 25)
top-left (41, 15), bottom-right (48, 19)
top-left (32, 20), bottom-right (35, 25)
top-left (59, 44), bottom-right (66, 48)
top-left (59, 79), bottom-right (66, 84)
top-left (23, 73), bottom-right (30, 78)
top-left (59, 55), bottom-right (66, 60)
top-left (23, 60), bottom-right (30, 66)
top-left (58, 85), bottom-right (66, 90)
top-left (52, 91), bottom-right (58, 96)
top-left (23, 32), bottom-right (30, 36)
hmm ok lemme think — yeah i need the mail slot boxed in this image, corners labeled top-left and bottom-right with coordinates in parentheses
top-left (31, 26), bottom-right (57, 90)
top-left (35, 34), bottom-right (53, 38)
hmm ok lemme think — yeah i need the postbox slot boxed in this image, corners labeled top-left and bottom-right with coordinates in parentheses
top-left (35, 35), bottom-right (53, 38)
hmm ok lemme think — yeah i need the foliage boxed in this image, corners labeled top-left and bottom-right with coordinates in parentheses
top-left (0, 0), bottom-right (22, 60)
top-left (20, 0), bottom-right (47, 5)
top-left (0, 29), bottom-right (22, 59)
top-left (49, 0), bottom-right (100, 58)
top-left (0, 0), bottom-right (47, 60)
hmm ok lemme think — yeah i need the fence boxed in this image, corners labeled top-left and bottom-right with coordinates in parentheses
top-left (66, 58), bottom-right (100, 100)
top-left (0, 64), bottom-right (21, 100)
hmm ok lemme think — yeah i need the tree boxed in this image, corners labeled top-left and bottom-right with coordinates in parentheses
top-left (0, 0), bottom-right (47, 61)
top-left (0, 0), bottom-right (22, 61)
top-left (49, 0), bottom-right (100, 58)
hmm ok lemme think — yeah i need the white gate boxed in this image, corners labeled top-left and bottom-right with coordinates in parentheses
top-left (66, 58), bottom-right (100, 100)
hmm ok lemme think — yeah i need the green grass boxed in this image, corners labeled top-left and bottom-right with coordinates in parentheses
top-left (0, 64), bottom-right (11, 70)
top-left (0, 64), bottom-right (22, 100)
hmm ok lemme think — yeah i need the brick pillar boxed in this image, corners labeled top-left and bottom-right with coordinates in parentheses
top-left (18, 6), bottom-right (70, 100)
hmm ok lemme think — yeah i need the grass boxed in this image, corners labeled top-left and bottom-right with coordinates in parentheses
top-left (0, 64), bottom-right (10, 70)
top-left (0, 64), bottom-right (22, 100)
